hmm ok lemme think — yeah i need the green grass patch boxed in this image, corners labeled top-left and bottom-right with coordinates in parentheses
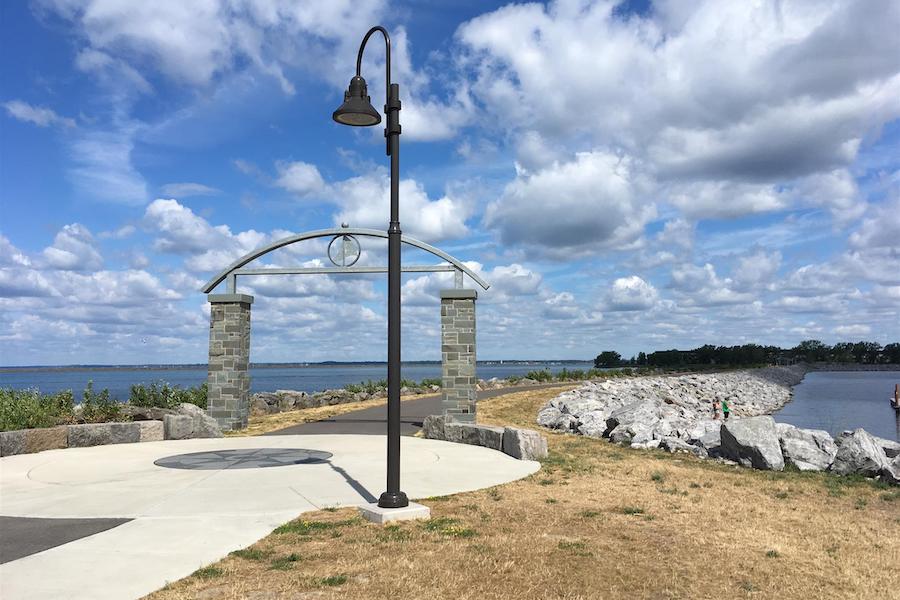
top-left (881, 490), bottom-right (900, 502)
top-left (319, 574), bottom-right (348, 587)
top-left (422, 516), bottom-right (477, 538)
top-left (192, 566), bottom-right (224, 579)
top-left (274, 518), bottom-right (357, 535)
top-left (229, 548), bottom-right (273, 561)
top-left (269, 553), bottom-right (302, 570)
top-left (766, 550), bottom-right (780, 558)
top-left (650, 470), bottom-right (667, 483)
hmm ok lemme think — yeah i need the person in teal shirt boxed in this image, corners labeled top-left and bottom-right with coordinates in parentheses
top-left (722, 399), bottom-right (731, 420)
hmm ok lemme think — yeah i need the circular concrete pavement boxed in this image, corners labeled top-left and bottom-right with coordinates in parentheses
top-left (0, 434), bottom-right (539, 600)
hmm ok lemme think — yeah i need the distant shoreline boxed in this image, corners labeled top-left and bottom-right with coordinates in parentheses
top-left (0, 360), bottom-right (594, 374)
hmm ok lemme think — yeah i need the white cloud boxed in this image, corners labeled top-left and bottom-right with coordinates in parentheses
top-left (332, 173), bottom-right (471, 242)
top-left (484, 151), bottom-right (655, 258)
top-left (41, 224), bottom-right (103, 271)
top-left (849, 196), bottom-right (900, 249)
top-left (732, 250), bottom-right (781, 291)
top-left (833, 324), bottom-right (872, 337)
top-left (0, 235), bottom-right (32, 267)
top-left (68, 126), bottom-right (148, 205)
top-left (275, 161), bottom-right (325, 196)
top-left (3, 99), bottom-right (76, 128)
top-left (144, 199), bottom-right (232, 254)
top-left (160, 182), bottom-right (220, 197)
top-left (670, 263), bottom-right (753, 306)
top-left (98, 225), bottom-right (136, 240)
top-left (605, 276), bottom-right (658, 311)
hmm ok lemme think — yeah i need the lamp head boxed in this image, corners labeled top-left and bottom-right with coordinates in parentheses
top-left (333, 75), bottom-right (381, 126)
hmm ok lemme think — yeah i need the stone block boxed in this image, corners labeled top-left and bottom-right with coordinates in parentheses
top-left (443, 422), bottom-right (481, 446)
top-left (720, 416), bottom-right (784, 471)
top-left (0, 429), bottom-right (27, 457)
top-left (502, 427), bottom-right (548, 460)
top-left (164, 414), bottom-right (194, 440)
top-left (67, 422), bottom-right (141, 447)
top-left (25, 426), bottom-right (68, 454)
top-left (138, 420), bottom-right (164, 442)
top-left (421, 414), bottom-right (446, 440)
top-left (175, 403), bottom-right (223, 438)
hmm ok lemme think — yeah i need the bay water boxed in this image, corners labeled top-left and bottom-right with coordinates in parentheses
top-left (772, 370), bottom-right (900, 441)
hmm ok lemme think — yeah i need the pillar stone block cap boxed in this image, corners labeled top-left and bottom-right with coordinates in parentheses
top-left (440, 289), bottom-right (477, 299)
top-left (208, 293), bottom-right (254, 305)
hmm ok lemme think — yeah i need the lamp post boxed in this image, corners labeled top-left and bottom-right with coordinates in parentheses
top-left (333, 26), bottom-right (408, 509)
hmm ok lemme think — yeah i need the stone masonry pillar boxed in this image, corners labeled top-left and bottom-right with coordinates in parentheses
top-left (440, 289), bottom-right (477, 422)
top-left (207, 294), bottom-right (253, 431)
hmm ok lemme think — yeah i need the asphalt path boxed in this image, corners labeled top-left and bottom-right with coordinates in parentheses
top-left (264, 382), bottom-right (570, 436)
top-left (0, 516), bottom-right (131, 564)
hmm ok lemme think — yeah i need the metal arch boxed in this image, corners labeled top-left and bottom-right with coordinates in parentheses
top-left (201, 227), bottom-right (490, 293)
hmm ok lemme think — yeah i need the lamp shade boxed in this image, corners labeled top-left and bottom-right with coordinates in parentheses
top-left (333, 75), bottom-right (381, 126)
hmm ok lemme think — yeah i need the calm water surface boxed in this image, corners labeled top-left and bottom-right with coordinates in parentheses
top-left (772, 371), bottom-right (900, 441)
top-left (0, 363), bottom-right (593, 401)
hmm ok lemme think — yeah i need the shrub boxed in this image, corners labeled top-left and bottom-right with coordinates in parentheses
top-left (0, 387), bottom-right (76, 431)
top-left (419, 378), bottom-right (442, 388)
top-left (79, 381), bottom-right (121, 423)
top-left (129, 380), bottom-right (207, 409)
top-left (525, 369), bottom-right (553, 382)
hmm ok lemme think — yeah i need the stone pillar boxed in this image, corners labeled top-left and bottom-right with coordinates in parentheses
top-left (440, 289), bottom-right (477, 423)
top-left (207, 294), bottom-right (253, 431)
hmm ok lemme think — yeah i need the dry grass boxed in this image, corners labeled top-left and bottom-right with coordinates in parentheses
top-left (147, 387), bottom-right (900, 600)
top-left (227, 393), bottom-right (434, 437)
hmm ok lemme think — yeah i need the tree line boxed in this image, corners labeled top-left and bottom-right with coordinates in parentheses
top-left (594, 340), bottom-right (900, 368)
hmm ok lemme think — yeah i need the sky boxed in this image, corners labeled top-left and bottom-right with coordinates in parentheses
top-left (1, 0), bottom-right (899, 366)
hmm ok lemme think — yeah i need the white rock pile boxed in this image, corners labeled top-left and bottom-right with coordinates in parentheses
top-left (536, 366), bottom-right (899, 484)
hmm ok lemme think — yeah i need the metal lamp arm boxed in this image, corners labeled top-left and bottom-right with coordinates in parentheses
top-left (356, 26), bottom-right (391, 103)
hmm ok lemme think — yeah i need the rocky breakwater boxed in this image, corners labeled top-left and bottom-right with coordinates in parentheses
top-left (536, 366), bottom-right (899, 485)
top-left (250, 384), bottom-right (441, 416)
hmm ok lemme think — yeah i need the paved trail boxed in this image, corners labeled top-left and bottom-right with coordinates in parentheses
top-left (264, 382), bottom-right (570, 436)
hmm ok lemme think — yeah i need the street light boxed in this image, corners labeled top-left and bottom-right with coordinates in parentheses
top-left (333, 26), bottom-right (408, 509)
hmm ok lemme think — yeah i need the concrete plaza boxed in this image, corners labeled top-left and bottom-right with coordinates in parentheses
top-left (0, 434), bottom-right (539, 600)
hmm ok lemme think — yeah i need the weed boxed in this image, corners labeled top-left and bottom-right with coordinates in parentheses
top-left (766, 550), bottom-right (780, 558)
top-left (739, 580), bottom-right (756, 592)
top-left (539, 478), bottom-right (554, 486)
top-left (192, 566), bottom-right (223, 579)
top-left (545, 498), bottom-right (558, 504)
top-left (579, 509), bottom-right (602, 518)
top-left (377, 524), bottom-right (411, 542)
top-left (773, 490), bottom-right (789, 500)
top-left (488, 488), bottom-right (502, 501)
top-left (689, 482), bottom-right (701, 489)
top-left (320, 574), bottom-right (348, 587)
top-left (881, 490), bottom-right (900, 502)
top-left (274, 518), bottom-right (357, 535)
top-left (854, 497), bottom-right (868, 510)
top-left (229, 548), bottom-right (272, 561)
top-left (650, 471), bottom-right (666, 483)
top-left (269, 553), bottom-right (302, 571)
top-left (423, 517), bottom-right (477, 538)
top-left (558, 540), bottom-right (592, 556)
top-left (619, 506), bottom-right (645, 516)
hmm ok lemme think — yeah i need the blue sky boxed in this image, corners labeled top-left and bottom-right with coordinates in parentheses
top-left (1, 0), bottom-right (899, 366)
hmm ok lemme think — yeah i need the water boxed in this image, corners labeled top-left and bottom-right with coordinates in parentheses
top-left (0, 362), bottom-right (594, 401)
top-left (772, 371), bottom-right (900, 441)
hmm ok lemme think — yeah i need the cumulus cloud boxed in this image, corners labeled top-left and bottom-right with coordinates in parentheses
top-left (41, 224), bottom-right (103, 271)
top-left (458, 0), bottom-right (900, 223)
top-left (670, 263), bottom-right (753, 306)
top-left (849, 196), bottom-right (900, 249)
top-left (605, 276), bottom-right (659, 311)
top-left (484, 151), bottom-right (655, 258)
top-left (3, 100), bottom-right (76, 128)
top-left (332, 173), bottom-right (471, 242)
top-left (275, 161), bottom-right (326, 196)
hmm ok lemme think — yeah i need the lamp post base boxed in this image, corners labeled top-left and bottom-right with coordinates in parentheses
top-left (377, 490), bottom-right (409, 509)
